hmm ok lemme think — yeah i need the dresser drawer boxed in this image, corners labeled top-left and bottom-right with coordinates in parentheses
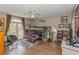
top-left (0, 45), bottom-right (4, 55)
top-left (0, 31), bottom-right (4, 55)
top-left (0, 31), bottom-right (4, 45)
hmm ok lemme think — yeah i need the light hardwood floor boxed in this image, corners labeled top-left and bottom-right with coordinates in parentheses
top-left (5, 41), bottom-right (62, 55)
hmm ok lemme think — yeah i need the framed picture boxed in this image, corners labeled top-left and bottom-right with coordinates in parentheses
top-left (58, 24), bottom-right (64, 28)
top-left (61, 16), bottom-right (68, 23)
top-left (0, 18), bottom-right (4, 31)
top-left (65, 24), bottom-right (70, 28)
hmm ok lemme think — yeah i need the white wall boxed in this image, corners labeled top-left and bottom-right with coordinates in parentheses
top-left (34, 15), bottom-right (72, 31)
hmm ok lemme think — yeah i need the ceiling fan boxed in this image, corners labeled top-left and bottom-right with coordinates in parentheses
top-left (28, 10), bottom-right (45, 22)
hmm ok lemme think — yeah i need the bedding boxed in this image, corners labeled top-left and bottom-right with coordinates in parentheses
top-left (22, 33), bottom-right (39, 47)
top-left (23, 33), bottom-right (39, 42)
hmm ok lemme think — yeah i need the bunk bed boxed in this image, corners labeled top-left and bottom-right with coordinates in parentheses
top-left (23, 26), bottom-right (51, 45)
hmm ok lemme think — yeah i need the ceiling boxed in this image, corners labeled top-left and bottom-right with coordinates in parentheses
top-left (0, 4), bottom-right (74, 18)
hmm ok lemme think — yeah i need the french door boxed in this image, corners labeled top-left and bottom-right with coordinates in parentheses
top-left (9, 22), bottom-right (24, 39)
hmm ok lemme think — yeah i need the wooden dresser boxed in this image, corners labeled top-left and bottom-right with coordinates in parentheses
top-left (0, 31), bottom-right (4, 55)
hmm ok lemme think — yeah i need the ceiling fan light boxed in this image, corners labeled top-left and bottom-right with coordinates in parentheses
top-left (31, 14), bottom-right (34, 18)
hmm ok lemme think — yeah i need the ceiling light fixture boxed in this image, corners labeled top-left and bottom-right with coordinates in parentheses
top-left (29, 11), bottom-right (35, 18)
top-left (31, 14), bottom-right (34, 18)
top-left (28, 10), bottom-right (45, 22)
